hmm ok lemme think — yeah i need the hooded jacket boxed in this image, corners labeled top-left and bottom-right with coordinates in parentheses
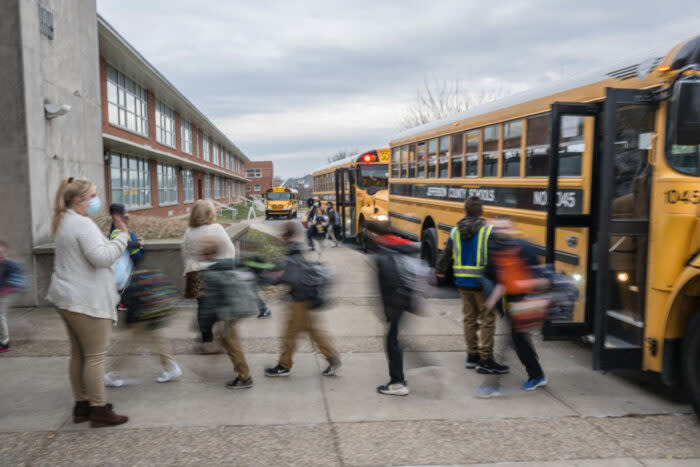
top-left (435, 216), bottom-right (487, 288)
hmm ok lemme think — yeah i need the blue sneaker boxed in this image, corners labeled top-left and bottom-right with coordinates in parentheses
top-left (475, 385), bottom-right (502, 398)
top-left (521, 375), bottom-right (548, 391)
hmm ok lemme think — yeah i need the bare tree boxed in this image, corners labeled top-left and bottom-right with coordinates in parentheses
top-left (328, 150), bottom-right (349, 163)
top-left (401, 77), bottom-right (511, 129)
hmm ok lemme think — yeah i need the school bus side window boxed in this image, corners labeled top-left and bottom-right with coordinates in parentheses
top-left (559, 115), bottom-right (584, 176)
top-left (391, 147), bottom-right (400, 178)
top-left (401, 145), bottom-right (408, 178)
top-left (465, 130), bottom-right (479, 177)
top-left (417, 142), bottom-right (426, 177)
top-left (409, 144), bottom-right (416, 177)
top-left (482, 125), bottom-right (499, 177)
top-left (526, 113), bottom-right (551, 177)
top-left (438, 135), bottom-right (449, 178)
top-left (427, 139), bottom-right (438, 178)
top-left (502, 120), bottom-right (522, 177)
top-left (450, 133), bottom-right (464, 178)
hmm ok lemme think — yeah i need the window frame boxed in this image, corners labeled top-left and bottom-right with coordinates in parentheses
top-left (106, 64), bottom-right (149, 137)
top-left (155, 100), bottom-right (176, 149)
top-left (110, 153), bottom-right (151, 209)
top-left (181, 119), bottom-right (193, 155)
top-left (182, 169), bottom-right (194, 203)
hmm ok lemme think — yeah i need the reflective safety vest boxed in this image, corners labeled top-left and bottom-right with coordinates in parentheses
top-left (450, 224), bottom-right (492, 288)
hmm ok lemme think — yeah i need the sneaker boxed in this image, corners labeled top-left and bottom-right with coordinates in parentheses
top-left (257, 306), bottom-right (272, 319)
top-left (264, 364), bottom-right (290, 377)
top-left (465, 353), bottom-right (480, 369)
top-left (475, 385), bottom-right (502, 398)
top-left (522, 375), bottom-right (548, 391)
top-left (226, 376), bottom-right (253, 389)
top-left (377, 381), bottom-right (409, 396)
top-left (104, 372), bottom-right (125, 388)
top-left (476, 359), bottom-right (510, 375)
top-left (117, 303), bottom-right (127, 312)
top-left (322, 359), bottom-right (342, 376)
top-left (156, 361), bottom-right (182, 383)
top-left (0, 342), bottom-right (10, 353)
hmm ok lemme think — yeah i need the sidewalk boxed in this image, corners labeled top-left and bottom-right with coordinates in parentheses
top-left (1, 237), bottom-right (698, 466)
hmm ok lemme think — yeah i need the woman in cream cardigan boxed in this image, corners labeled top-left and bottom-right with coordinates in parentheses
top-left (182, 200), bottom-right (235, 354)
top-left (46, 177), bottom-right (130, 427)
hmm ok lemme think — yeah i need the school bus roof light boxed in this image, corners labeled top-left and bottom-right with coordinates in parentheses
top-left (363, 154), bottom-right (372, 163)
top-left (658, 65), bottom-right (671, 72)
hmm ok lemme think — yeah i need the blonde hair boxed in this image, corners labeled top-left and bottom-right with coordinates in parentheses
top-left (51, 177), bottom-right (95, 236)
top-left (189, 200), bottom-right (216, 228)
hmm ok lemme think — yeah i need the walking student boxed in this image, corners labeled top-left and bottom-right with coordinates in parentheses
top-left (199, 237), bottom-right (255, 389)
top-left (435, 196), bottom-right (508, 375)
top-left (373, 233), bottom-right (421, 396)
top-left (483, 217), bottom-right (549, 392)
top-left (181, 200), bottom-right (236, 354)
top-left (325, 201), bottom-right (339, 247)
top-left (264, 221), bottom-right (341, 378)
top-left (46, 176), bottom-right (130, 427)
top-left (0, 240), bottom-right (27, 353)
top-left (105, 204), bottom-right (181, 386)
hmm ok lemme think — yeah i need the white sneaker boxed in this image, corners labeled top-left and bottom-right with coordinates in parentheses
top-left (156, 361), bottom-right (182, 383)
top-left (104, 371), bottom-right (124, 388)
top-left (377, 382), bottom-right (409, 396)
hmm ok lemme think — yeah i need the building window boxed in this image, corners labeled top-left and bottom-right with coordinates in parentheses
top-left (157, 163), bottom-right (178, 206)
top-left (204, 174), bottom-right (212, 199)
top-left (247, 168), bottom-right (262, 178)
top-left (254, 184), bottom-right (261, 192)
top-left (181, 120), bottom-right (193, 155)
top-left (182, 169), bottom-right (194, 203)
top-left (106, 64), bottom-right (148, 136)
top-left (213, 143), bottom-right (220, 166)
top-left (194, 128), bottom-right (199, 157)
top-left (110, 153), bottom-right (151, 209)
top-left (202, 135), bottom-right (210, 162)
top-left (246, 184), bottom-right (252, 192)
top-left (214, 176), bottom-right (221, 199)
top-left (155, 100), bottom-right (176, 148)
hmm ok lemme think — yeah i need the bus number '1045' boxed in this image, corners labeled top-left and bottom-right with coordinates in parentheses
top-left (664, 190), bottom-right (700, 204)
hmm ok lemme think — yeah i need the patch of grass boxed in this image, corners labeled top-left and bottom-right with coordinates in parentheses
top-left (245, 228), bottom-right (286, 264)
top-left (216, 204), bottom-right (264, 222)
top-left (95, 215), bottom-right (192, 240)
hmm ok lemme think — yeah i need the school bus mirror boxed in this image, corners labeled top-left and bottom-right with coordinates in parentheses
top-left (672, 80), bottom-right (700, 145)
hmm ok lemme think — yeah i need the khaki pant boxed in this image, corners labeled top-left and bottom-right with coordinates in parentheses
top-left (459, 288), bottom-right (495, 360)
top-left (58, 309), bottom-right (112, 406)
top-left (219, 320), bottom-right (250, 380)
top-left (110, 321), bottom-right (175, 373)
top-left (279, 301), bottom-right (338, 370)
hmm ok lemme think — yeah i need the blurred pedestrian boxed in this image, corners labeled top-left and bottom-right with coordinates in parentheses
top-left (0, 240), bottom-right (27, 353)
top-left (310, 205), bottom-right (329, 260)
top-left (372, 233), bottom-right (421, 396)
top-left (482, 217), bottom-right (549, 394)
top-left (325, 201), bottom-right (339, 247)
top-left (264, 221), bottom-right (341, 378)
top-left (182, 200), bottom-right (236, 354)
top-left (200, 237), bottom-right (259, 389)
top-left (435, 196), bottom-right (509, 375)
top-left (108, 203), bottom-right (144, 267)
top-left (305, 196), bottom-right (321, 247)
top-left (46, 176), bottom-right (129, 427)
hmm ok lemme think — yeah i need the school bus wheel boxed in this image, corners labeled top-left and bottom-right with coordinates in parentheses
top-left (421, 227), bottom-right (438, 267)
top-left (682, 311), bottom-right (700, 417)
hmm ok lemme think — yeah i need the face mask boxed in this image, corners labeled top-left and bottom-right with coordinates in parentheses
top-left (87, 197), bottom-right (102, 216)
top-left (314, 202), bottom-right (320, 207)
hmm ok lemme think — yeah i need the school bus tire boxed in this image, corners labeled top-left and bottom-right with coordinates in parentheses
top-left (682, 311), bottom-right (700, 417)
top-left (421, 227), bottom-right (438, 267)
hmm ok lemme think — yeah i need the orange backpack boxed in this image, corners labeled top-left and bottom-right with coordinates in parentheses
top-left (491, 246), bottom-right (535, 296)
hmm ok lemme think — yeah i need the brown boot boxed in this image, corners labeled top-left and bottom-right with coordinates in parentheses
top-left (89, 404), bottom-right (128, 428)
top-left (73, 400), bottom-right (90, 423)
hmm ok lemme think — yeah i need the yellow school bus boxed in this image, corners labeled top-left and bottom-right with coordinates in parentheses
top-left (388, 35), bottom-right (700, 413)
top-left (264, 187), bottom-right (299, 219)
top-left (312, 148), bottom-right (390, 247)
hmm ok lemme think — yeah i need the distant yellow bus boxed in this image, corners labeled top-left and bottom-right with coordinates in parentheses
top-left (312, 148), bottom-right (390, 247)
top-left (388, 35), bottom-right (700, 413)
top-left (264, 187), bottom-right (299, 219)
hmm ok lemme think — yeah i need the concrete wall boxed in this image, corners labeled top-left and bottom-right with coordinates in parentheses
top-left (0, 0), bottom-right (102, 305)
top-left (32, 224), bottom-right (249, 306)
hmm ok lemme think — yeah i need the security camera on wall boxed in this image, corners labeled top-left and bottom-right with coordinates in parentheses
top-left (44, 102), bottom-right (72, 120)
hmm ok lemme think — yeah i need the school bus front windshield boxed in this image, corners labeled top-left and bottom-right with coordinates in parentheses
top-left (356, 164), bottom-right (389, 189)
top-left (266, 192), bottom-right (292, 201)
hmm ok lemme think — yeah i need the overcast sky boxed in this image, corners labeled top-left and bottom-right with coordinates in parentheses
top-left (97, 0), bottom-right (699, 178)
